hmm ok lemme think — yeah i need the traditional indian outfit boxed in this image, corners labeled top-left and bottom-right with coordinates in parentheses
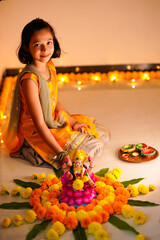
top-left (4, 60), bottom-right (110, 169)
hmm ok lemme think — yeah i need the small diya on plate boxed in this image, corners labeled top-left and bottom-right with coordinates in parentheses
top-left (118, 143), bottom-right (159, 163)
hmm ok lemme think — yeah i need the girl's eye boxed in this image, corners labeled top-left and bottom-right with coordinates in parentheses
top-left (34, 43), bottom-right (40, 47)
top-left (47, 41), bottom-right (53, 45)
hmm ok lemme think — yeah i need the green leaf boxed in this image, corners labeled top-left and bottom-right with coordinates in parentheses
top-left (0, 202), bottom-right (31, 209)
top-left (121, 178), bottom-right (144, 188)
top-left (54, 168), bottom-right (63, 178)
top-left (128, 199), bottom-right (159, 206)
top-left (14, 179), bottom-right (41, 189)
top-left (95, 168), bottom-right (109, 177)
top-left (26, 219), bottom-right (51, 240)
top-left (109, 215), bottom-right (139, 235)
top-left (73, 223), bottom-right (87, 240)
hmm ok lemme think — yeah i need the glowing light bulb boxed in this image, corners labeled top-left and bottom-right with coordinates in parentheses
top-left (132, 84), bottom-right (135, 88)
top-left (78, 87), bottom-right (81, 91)
top-left (77, 81), bottom-right (81, 85)
top-left (127, 65), bottom-right (131, 70)
top-left (1, 139), bottom-right (4, 144)
top-left (61, 77), bottom-right (65, 82)
top-left (110, 76), bottom-right (116, 82)
top-left (3, 115), bottom-right (7, 119)
top-left (131, 79), bottom-right (135, 83)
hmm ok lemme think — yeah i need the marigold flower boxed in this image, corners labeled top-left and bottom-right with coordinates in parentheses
top-left (105, 185), bottom-right (115, 192)
top-left (112, 181), bottom-right (124, 189)
top-left (133, 211), bottom-right (146, 225)
top-left (93, 205), bottom-right (104, 213)
top-left (115, 194), bottom-right (128, 204)
top-left (59, 202), bottom-right (69, 212)
top-left (50, 198), bottom-right (60, 205)
top-left (97, 194), bottom-right (104, 200)
top-left (136, 233), bottom-right (146, 240)
top-left (91, 214), bottom-right (103, 223)
top-left (37, 173), bottom-right (45, 182)
top-left (33, 203), bottom-right (42, 212)
top-left (76, 210), bottom-right (88, 221)
top-left (88, 210), bottom-right (97, 217)
top-left (52, 214), bottom-right (65, 224)
top-left (67, 211), bottom-right (77, 218)
top-left (121, 204), bottom-right (135, 218)
top-left (96, 181), bottom-right (106, 188)
top-left (11, 186), bottom-right (21, 196)
top-left (43, 201), bottom-right (52, 210)
top-left (105, 173), bottom-right (116, 182)
top-left (99, 211), bottom-right (109, 222)
top-left (90, 199), bottom-right (99, 206)
top-left (49, 184), bottom-right (60, 191)
top-left (138, 184), bottom-right (149, 194)
top-left (41, 190), bottom-right (49, 197)
top-left (73, 179), bottom-right (84, 190)
top-left (94, 229), bottom-right (110, 240)
top-left (0, 186), bottom-right (9, 195)
top-left (98, 200), bottom-right (108, 206)
top-left (48, 189), bottom-right (61, 199)
top-left (104, 194), bottom-right (115, 205)
top-left (112, 201), bottom-right (123, 215)
top-left (12, 214), bottom-right (24, 227)
top-left (84, 204), bottom-right (94, 212)
top-left (58, 209), bottom-right (66, 217)
top-left (46, 229), bottom-right (59, 240)
top-left (88, 222), bottom-right (103, 234)
top-left (51, 221), bottom-right (66, 235)
top-left (25, 210), bottom-right (37, 223)
top-left (36, 207), bottom-right (47, 220)
top-left (109, 170), bottom-right (120, 179)
top-left (30, 188), bottom-right (42, 197)
top-left (115, 187), bottom-right (130, 198)
top-left (2, 217), bottom-right (11, 228)
top-left (31, 173), bottom-right (38, 180)
top-left (46, 208), bottom-right (58, 220)
top-left (76, 206), bottom-right (86, 211)
top-left (21, 187), bottom-right (32, 199)
top-left (45, 174), bottom-right (56, 181)
top-left (81, 216), bottom-right (92, 228)
top-left (113, 168), bottom-right (122, 174)
top-left (127, 184), bottom-right (139, 197)
top-left (149, 184), bottom-right (156, 191)
top-left (64, 216), bottom-right (78, 230)
top-left (103, 204), bottom-right (114, 215)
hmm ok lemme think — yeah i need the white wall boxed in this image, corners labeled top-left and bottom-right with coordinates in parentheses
top-left (0, 0), bottom-right (160, 81)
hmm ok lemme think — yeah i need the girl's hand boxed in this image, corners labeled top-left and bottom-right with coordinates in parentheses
top-left (72, 122), bottom-right (91, 135)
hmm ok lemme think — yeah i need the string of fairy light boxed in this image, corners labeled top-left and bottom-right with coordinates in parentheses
top-left (0, 66), bottom-right (160, 148)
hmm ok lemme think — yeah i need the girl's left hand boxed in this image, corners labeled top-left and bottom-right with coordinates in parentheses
top-left (72, 122), bottom-right (91, 135)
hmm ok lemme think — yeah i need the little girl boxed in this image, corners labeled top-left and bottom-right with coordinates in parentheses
top-left (4, 18), bottom-right (110, 170)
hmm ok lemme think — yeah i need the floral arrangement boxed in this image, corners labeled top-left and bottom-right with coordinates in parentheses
top-left (0, 166), bottom-right (159, 240)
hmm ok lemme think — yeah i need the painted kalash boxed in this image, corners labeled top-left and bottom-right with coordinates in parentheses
top-left (60, 150), bottom-right (97, 207)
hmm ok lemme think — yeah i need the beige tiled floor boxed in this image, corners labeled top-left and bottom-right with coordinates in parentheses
top-left (0, 81), bottom-right (160, 240)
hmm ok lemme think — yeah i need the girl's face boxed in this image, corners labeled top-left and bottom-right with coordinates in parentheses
top-left (29, 28), bottom-right (54, 65)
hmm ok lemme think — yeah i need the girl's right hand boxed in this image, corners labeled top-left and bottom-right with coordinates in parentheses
top-left (72, 122), bottom-right (91, 135)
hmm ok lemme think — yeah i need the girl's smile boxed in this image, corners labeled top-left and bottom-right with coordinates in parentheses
top-left (29, 28), bottom-right (54, 66)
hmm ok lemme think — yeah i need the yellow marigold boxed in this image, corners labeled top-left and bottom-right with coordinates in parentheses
top-left (45, 174), bottom-right (56, 181)
top-left (58, 209), bottom-right (66, 217)
top-left (69, 149), bottom-right (87, 162)
top-left (42, 190), bottom-right (49, 197)
top-left (121, 204), bottom-right (135, 218)
top-left (49, 184), bottom-right (60, 191)
top-left (43, 201), bottom-right (52, 210)
top-left (93, 205), bottom-right (104, 213)
top-left (12, 214), bottom-right (24, 227)
top-left (98, 200), bottom-right (108, 206)
top-left (46, 229), bottom-right (59, 240)
top-left (95, 181), bottom-right (106, 188)
top-left (51, 221), bottom-right (66, 235)
top-left (133, 211), bottom-right (146, 225)
top-left (88, 222), bottom-right (104, 234)
top-left (76, 210), bottom-right (88, 221)
top-left (110, 170), bottom-right (120, 179)
top-left (51, 205), bottom-right (60, 212)
top-left (67, 211), bottom-right (77, 218)
top-left (82, 175), bottom-right (89, 182)
top-left (113, 168), bottom-right (122, 174)
top-left (2, 217), bottom-right (11, 228)
top-left (138, 184), bottom-right (149, 194)
top-left (105, 173), bottom-right (116, 182)
top-left (37, 173), bottom-right (45, 183)
top-left (94, 229), bottom-right (110, 240)
top-left (31, 173), bottom-right (38, 180)
top-left (25, 210), bottom-right (37, 223)
top-left (104, 194), bottom-right (115, 205)
top-left (11, 186), bottom-right (21, 196)
top-left (88, 210), bottom-right (98, 217)
top-left (105, 185), bottom-right (115, 192)
top-left (136, 233), bottom-right (146, 240)
top-left (21, 187), bottom-right (32, 199)
top-left (127, 184), bottom-right (139, 197)
top-left (57, 181), bottom-right (62, 189)
top-left (149, 184), bottom-right (156, 191)
top-left (41, 196), bottom-right (48, 205)
top-left (0, 186), bottom-right (9, 195)
top-left (73, 179), bottom-right (84, 190)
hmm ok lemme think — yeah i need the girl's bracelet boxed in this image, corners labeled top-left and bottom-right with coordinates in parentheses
top-left (72, 121), bottom-right (79, 129)
top-left (53, 150), bottom-right (69, 163)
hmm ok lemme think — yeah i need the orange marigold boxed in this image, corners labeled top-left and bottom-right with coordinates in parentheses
top-left (97, 194), bottom-right (104, 200)
top-left (84, 204), bottom-right (94, 212)
top-left (33, 203), bottom-right (43, 212)
top-left (81, 216), bottom-right (92, 228)
top-left (68, 206), bottom-right (76, 212)
top-left (99, 211), bottom-right (109, 223)
top-left (64, 216), bottom-right (78, 230)
top-left (105, 178), bottom-right (114, 186)
top-left (95, 176), bottom-right (106, 182)
top-left (36, 206), bottom-right (47, 220)
top-left (115, 194), bottom-right (128, 204)
top-left (112, 201), bottom-right (123, 215)
top-left (91, 214), bottom-right (103, 223)
top-left (51, 177), bottom-right (59, 184)
top-left (90, 199), bottom-right (99, 206)
top-left (52, 214), bottom-right (65, 224)
top-left (46, 208), bottom-right (58, 219)
top-left (41, 180), bottom-right (52, 189)
top-left (112, 181), bottom-right (124, 189)
top-left (115, 187), bottom-right (130, 198)
top-left (76, 206), bottom-right (86, 212)
top-left (29, 196), bottom-right (40, 207)
top-left (48, 189), bottom-right (61, 199)
top-left (30, 188), bottom-right (42, 198)
top-left (49, 198), bottom-right (60, 205)
top-left (103, 204), bottom-right (114, 215)
top-left (59, 202), bottom-right (70, 212)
